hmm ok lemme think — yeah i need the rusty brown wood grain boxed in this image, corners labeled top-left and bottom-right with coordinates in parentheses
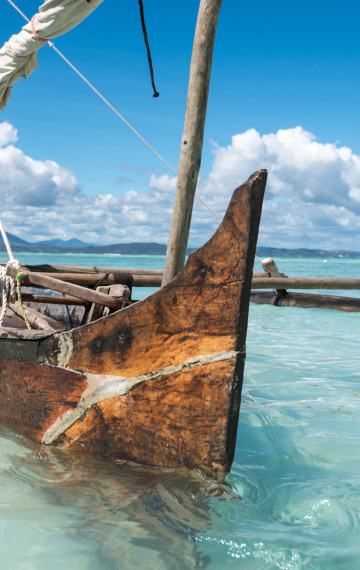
top-left (0, 361), bottom-right (87, 440)
top-left (44, 172), bottom-right (266, 378)
top-left (56, 358), bottom-right (238, 476)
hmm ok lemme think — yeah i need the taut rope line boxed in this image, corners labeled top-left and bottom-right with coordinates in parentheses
top-left (5, 0), bottom-right (222, 223)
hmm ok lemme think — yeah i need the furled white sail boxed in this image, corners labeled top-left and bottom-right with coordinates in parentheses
top-left (0, 0), bottom-right (104, 110)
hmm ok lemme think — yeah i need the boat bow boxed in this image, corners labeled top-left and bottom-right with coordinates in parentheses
top-left (0, 170), bottom-right (267, 478)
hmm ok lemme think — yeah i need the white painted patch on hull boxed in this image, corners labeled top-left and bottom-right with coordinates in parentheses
top-left (55, 333), bottom-right (74, 368)
top-left (42, 349), bottom-right (239, 445)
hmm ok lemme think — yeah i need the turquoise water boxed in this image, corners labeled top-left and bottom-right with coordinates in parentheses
top-left (0, 253), bottom-right (359, 569)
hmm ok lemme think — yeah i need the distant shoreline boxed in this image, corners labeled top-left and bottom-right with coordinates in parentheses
top-left (256, 247), bottom-right (360, 259)
top-left (1, 242), bottom-right (360, 259)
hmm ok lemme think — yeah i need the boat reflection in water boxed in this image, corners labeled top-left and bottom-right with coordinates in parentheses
top-left (1, 424), bottom-right (240, 569)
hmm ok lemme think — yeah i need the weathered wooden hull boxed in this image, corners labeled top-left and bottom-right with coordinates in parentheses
top-left (0, 170), bottom-right (266, 478)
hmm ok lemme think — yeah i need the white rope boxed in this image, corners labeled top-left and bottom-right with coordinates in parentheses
top-left (0, 218), bottom-right (19, 325)
top-left (5, 0), bottom-right (222, 223)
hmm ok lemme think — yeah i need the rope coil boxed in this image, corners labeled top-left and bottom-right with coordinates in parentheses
top-left (0, 219), bottom-right (31, 329)
top-left (0, 261), bottom-right (17, 325)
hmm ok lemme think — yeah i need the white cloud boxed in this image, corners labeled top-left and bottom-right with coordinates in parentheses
top-left (149, 173), bottom-right (176, 194)
top-left (0, 122), bottom-right (17, 148)
top-left (0, 122), bottom-right (79, 208)
top-left (190, 127), bottom-right (360, 249)
top-left (0, 121), bottom-right (174, 244)
top-left (0, 121), bottom-right (359, 251)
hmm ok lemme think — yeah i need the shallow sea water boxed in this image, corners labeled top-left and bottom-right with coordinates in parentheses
top-left (0, 254), bottom-right (359, 569)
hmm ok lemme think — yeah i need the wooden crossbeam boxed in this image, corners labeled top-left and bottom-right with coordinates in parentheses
top-left (250, 291), bottom-right (360, 311)
top-left (6, 267), bottom-right (124, 311)
top-left (35, 272), bottom-right (161, 288)
top-left (1, 264), bottom-right (269, 288)
top-left (20, 294), bottom-right (85, 306)
top-left (251, 278), bottom-right (360, 290)
top-left (17, 264), bottom-right (164, 276)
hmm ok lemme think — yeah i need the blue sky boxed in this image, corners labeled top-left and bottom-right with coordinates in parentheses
top-left (1, 0), bottom-right (360, 250)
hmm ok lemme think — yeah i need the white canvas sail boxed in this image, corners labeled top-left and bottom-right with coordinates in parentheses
top-left (0, 0), bottom-right (104, 110)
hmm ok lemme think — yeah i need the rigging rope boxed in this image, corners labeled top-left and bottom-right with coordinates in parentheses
top-left (138, 0), bottom-right (159, 98)
top-left (5, 0), bottom-right (222, 223)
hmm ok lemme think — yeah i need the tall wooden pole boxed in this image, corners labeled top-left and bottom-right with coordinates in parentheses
top-left (161, 0), bottom-right (223, 286)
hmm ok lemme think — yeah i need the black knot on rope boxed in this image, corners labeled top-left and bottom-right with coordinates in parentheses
top-left (138, 0), bottom-right (160, 98)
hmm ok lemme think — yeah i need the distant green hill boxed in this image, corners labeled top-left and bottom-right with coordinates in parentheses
top-left (1, 233), bottom-right (359, 258)
top-left (35, 238), bottom-right (89, 248)
top-left (256, 247), bottom-right (360, 259)
top-left (1, 235), bottom-right (168, 255)
top-left (6, 233), bottom-right (29, 246)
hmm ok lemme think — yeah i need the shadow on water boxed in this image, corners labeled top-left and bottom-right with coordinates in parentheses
top-left (0, 424), bottom-right (240, 569)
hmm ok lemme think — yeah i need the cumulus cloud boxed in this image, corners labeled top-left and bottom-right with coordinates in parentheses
top-left (0, 122), bottom-right (17, 147)
top-left (0, 121), bottom-right (173, 244)
top-left (200, 127), bottom-right (360, 209)
top-left (0, 121), bottom-right (359, 250)
top-left (190, 127), bottom-right (360, 249)
top-left (0, 122), bottom-right (79, 208)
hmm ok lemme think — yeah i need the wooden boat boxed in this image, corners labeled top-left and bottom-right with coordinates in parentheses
top-left (0, 0), bottom-right (268, 479)
top-left (0, 170), bottom-right (267, 479)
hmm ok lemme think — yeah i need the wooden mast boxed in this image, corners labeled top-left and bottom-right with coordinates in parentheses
top-left (162, 0), bottom-right (223, 286)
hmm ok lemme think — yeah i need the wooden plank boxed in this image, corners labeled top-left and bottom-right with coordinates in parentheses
top-left (3, 264), bottom-right (163, 286)
top-left (250, 291), bottom-right (360, 312)
top-left (10, 265), bottom-right (273, 284)
top-left (25, 303), bottom-right (84, 329)
top-left (162, 0), bottom-right (224, 285)
top-left (251, 277), bottom-right (360, 289)
top-left (0, 328), bottom-right (54, 340)
top-left (6, 267), bottom-right (124, 310)
top-left (9, 302), bottom-right (65, 331)
top-left (21, 271), bottom-right (280, 289)
top-left (130, 274), bottom-right (161, 287)
top-left (35, 272), bottom-right (161, 288)
top-left (20, 294), bottom-right (86, 306)
top-left (12, 265), bottom-right (164, 277)
top-left (86, 285), bottom-right (111, 323)
top-left (86, 284), bottom-right (130, 323)
top-left (30, 272), bottom-right (360, 291)
top-left (1, 308), bottom-right (28, 330)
